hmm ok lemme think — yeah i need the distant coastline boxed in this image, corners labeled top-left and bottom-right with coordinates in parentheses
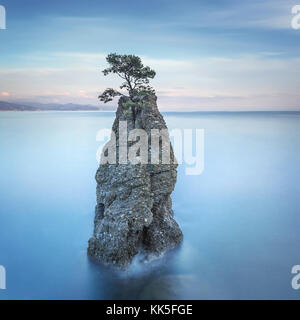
top-left (0, 100), bottom-right (115, 112)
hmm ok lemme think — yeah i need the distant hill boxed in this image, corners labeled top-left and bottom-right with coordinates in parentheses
top-left (0, 101), bottom-right (37, 111)
top-left (0, 101), bottom-right (116, 111)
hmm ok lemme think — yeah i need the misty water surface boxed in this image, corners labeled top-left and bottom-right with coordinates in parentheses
top-left (0, 111), bottom-right (300, 299)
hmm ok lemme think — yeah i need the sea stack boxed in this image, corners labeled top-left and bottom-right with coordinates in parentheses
top-left (88, 93), bottom-right (183, 269)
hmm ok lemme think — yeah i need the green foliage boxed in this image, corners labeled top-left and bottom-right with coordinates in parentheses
top-left (133, 86), bottom-right (155, 97)
top-left (123, 109), bottom-right (131, 115)
top-left (98, 53), bottom-right (156, 103)
top-left (98, 88), bottom-right (122, 103)
top-left (122, 100), bottom-right (136, 109)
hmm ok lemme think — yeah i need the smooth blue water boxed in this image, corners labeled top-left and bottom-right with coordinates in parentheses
top-left (0, 111), bottom-right (300, 300)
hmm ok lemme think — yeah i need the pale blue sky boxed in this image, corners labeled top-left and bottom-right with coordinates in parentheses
top-left (0, 0), bottom-right (299, 110)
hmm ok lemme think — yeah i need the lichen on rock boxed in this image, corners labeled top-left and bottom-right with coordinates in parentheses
top-left (88, 94), bottom-right (183, 269)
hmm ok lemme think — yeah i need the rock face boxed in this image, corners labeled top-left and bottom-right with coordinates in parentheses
top-left (88, 94), bottom-right (183, 268)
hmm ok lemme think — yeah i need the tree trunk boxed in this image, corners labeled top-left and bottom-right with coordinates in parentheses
top-left (131, 105), bottom-right (136, 124)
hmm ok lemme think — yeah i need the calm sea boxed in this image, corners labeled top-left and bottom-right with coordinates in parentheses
top-left (0, 111), bottom-right (300, 299)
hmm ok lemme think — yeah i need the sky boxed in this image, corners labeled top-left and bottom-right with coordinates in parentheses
top-left (0, 0), bottom-right (299, 111)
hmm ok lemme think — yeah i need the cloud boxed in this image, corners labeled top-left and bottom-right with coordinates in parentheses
top-left (0, 91), bottom-right (10, 97)
top-left (158, 93), bottom-right (300, 111)
top-left (52, 52), bottom-right (106, 60)
top-left (155, 0), bottom-right (296, 30)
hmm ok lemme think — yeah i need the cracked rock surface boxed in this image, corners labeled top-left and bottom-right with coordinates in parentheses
top-left (88, 94), bottom-right (183, 268)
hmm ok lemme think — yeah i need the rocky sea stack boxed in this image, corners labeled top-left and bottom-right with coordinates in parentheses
top-left (88, 93), bottom-right (183, 269)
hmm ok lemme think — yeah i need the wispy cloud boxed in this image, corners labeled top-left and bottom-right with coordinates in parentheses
top-left (52, 52), bottom-right (107, 60)
top-left (154, 0), bottom-right (296, 30)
